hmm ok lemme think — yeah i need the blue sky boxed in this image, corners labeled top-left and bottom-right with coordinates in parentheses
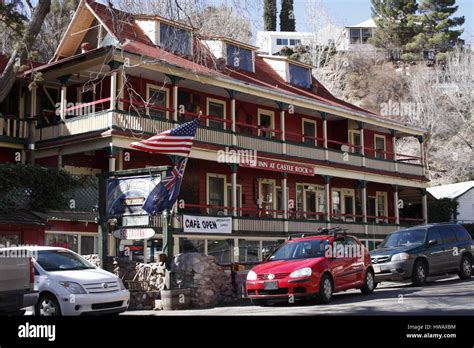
top-left (240, 0), bottom-right (473, 45)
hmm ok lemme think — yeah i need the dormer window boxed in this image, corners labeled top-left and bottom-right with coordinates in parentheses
top-left (226, 44), bottom-right (253, 72)
top-left (159, 22), bottom-right (192, 56)
top-left (288, 63), bottom-right (311, 89)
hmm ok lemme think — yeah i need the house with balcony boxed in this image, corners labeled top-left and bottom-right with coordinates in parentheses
top-left (0, 0), bottom-right (429, 263)
top-left (337, 19), bottom-right (377, 52)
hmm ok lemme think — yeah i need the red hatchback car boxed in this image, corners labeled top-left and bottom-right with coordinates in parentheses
top-left (246, 231), bottom-right (375, 305)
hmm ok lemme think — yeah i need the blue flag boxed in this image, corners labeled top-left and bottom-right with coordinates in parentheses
top-left (142, 157), bottom-right (188, 215)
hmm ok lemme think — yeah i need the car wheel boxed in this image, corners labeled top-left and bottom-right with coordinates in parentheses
top-left (458, 254), bottom-right (472, 280)
top-left (316, 274), bottom-right (333, 304)
top-left (250, 299), bottom-right (268, 306)
top-left (361, 269), bottom-right (375, 295)
top-left (411, 260), bottom-right (428, 286)
top-left (35, 294), bottom-right (61, 316)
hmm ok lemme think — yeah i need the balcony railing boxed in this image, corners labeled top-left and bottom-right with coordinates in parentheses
top-left (30, 104), bottom-right (426, 177)
top-left (0, 115), bottom-right (28, 139)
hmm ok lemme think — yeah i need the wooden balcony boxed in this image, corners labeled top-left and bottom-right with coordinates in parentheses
top-left (0, 116), bottom-right (28, 140)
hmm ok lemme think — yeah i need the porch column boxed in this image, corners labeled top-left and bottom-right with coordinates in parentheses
top-left (322, 112), bottom-right (329, 161)
top-left (167, 75), bottom-right (184, 122)
top-left (281, 173), bottom-right (288, 220)
top-left (59, 85), bottom-right (67, 121)
top-left (358, 121), bottom-right (365, 167)
top-left (109, 71), bottom-right (117, 111)
top-left (417, 135), bottom-right (424, 167)
top-left (324, 175), bottom-right (331, 227)
top-left (393, 185), bottom-right (400, 225)
top-left (391, 130), bottom-right (398, 172)
top-left (360, 180), bottom-right (368, 236)
top-left (226, 89), bottom-right (238, 146)
top-left (230, 164), bottom-right (239, 232)
top-left (108, 145), bottom-right (116, 172)
top-left (57, 74), bottom-right (70, 122)
top-left (421, 189), bottom-right (428, 224)
top-left (277, 102), bottom-right (287, 155)
top-left (27, 85), bottom-right (37, 165)
top-left (117, 71), bottom-right (124, 111)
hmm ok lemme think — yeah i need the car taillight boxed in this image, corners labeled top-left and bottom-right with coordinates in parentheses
top-left (29, 257), bottom-right (35, 289)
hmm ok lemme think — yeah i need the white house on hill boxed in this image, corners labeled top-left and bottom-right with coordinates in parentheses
top-left (427, 181), bottom-right (474, 223)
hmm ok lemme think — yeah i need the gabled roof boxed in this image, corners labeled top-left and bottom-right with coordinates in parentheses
top-left (427, 181), bottom-right (474, 200)
top-left (347, 19), bottom-right (376, 28)
top-left (0, 210), bottom-right (47, 227)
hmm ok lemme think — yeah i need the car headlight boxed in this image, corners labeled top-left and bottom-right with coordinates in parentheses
top-left (247, 270), bottom-right (257, 281)
top-left (391, 252), bottom-right (410, 261)
top-left (118, 278), bottom-right (126, 290)
top-left (290, 267), bottom-right (312, 278)
top-left (59, 281), bottom-right (86, 294)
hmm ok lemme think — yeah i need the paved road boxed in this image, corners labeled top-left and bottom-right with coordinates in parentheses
top-left (124, 275), bottom-right (474, 316)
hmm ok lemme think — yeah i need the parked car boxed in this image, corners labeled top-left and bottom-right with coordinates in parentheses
top-left (246, 231), bottom-right (375, 305)
top-left (0, 252), bottom-right (38, 315)
top-left (370, 224), bottom-right (472, 286)
top-left (1, 246), bottom-right (130, 316)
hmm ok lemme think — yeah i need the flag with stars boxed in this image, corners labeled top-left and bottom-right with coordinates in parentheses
top-left (142, 157), bottom-right (188, 215)
top-left (130, 117), bottom-right (200, 156)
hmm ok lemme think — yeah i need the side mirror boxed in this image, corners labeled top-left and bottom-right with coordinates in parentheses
top-left (428, 239), bottom-right (438, 246)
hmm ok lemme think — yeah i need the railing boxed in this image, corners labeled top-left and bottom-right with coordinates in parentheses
top-left (0, 115), bottom-right (28, 139)
top-left (31, 104), bottom-right (426, 177)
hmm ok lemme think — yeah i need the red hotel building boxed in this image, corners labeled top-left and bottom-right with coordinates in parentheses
top-left (0, 0), bottom-right (429, 263)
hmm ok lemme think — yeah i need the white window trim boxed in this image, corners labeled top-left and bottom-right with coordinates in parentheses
top-left (45, 231), bottom-right (98, 254)
top-left (206, 97), bottom-right (227, 130)
top-left (206, 173), bottom-right (228, 215)
top-left (376, 191), bottom-right (388, 223)
top-left (258, 178), bottom-right (277, 213)
top-left (146, 83), bottom-right (170, 119)
top-left (257, 108), bottom-right (275, 137)
top-left (302, 118), bottom-right (318, 146)
top-left (297, 183), bottom-right (325, 220)
top-left (341, 188), bottom-right (356, 222)
top-left (348, 129), bottom-right (361, 153)
top-left (226, 183), bottom-right (242, 216)
top-left (374, 134), bottom-right (387, 159)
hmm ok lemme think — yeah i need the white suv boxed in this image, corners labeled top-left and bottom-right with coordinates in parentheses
top-left (2, 246), bottom-right (130, 316)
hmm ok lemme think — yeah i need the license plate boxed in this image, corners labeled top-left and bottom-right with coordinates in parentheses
top-left (373, 265), bottom-right (381, 273)
top-left (264, 281), bottom-right (278, 290)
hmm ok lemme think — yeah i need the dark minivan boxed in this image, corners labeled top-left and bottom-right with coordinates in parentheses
top-left (370, 224), bottom-right (472, 286)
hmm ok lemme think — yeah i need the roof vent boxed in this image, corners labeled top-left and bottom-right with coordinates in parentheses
top-left (81, 42), bottom-right (93, 53)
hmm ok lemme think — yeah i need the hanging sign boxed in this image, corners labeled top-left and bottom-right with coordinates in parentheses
top-left (183, 215), bottom-right (232, 234)
top-left (113, 228), bottom-right (155, 240)
top-left (240, 158), bottom-right (314, 176)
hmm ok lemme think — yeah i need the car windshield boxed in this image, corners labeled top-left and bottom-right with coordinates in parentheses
top-left (269, 240), bottom-right (325, 261)
top-left (36, 250), bottom-right (96, 272)
top-left (379, 229), bottom-right (426, 248)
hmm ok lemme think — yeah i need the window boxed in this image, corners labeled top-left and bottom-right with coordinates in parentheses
top-left (0, 234), bottom-right (20, 246)
top-left (259, 179), bottom-right (276, 216)
top-left (80, 236), bottom-right (96, 255)
top-left (439, 227), bottom-right (457, 244)
top-left (226, 44), bottom-right (253, 72)
top-left (258, 109), bottom-right (275, 139)
top-left (146, 84), bottom-right (169, 119)
top-left (289, 63), bottom-right (311, 89)
top-left (362, 29), bottom-right (372, 43)
top-left (180, 238), bottom-right (205, 254)
top-left (296, 184), bottom-right (325, 220)
top-left (427, 228), bottom-right (443, 245)
top-left (227, 184), bottom-right (242, 216)
top-left (207, 174), bottom-right (226, 215)
top-left (207, 239), bottom-right (233, 264)
top-left (276, 38), bottom-right (288, 45)
top-left (348, 130), bottom-right (361, 154)
top-left (332, 190), bottom-right (342, 219)
top-left (206, 98), bottom-right (226, 130)
top-left (289, 39), bottom-right (301, 45)
top-left (350, 29), bottom-right (361, 44)
top-left (374, 135), bottom-right (386, 159)
top-left (344, 190), bottom-right (355, 221)
top-left (239, 240), bottom-right (260, 263)
top-left (452, 225), bottom-right (471, 242)
top-left (159, 22), bottom-right (192, 56)
top-left (376, 192), bottom-right (388, 223)
top-left (302, 119), bottom-right (317, 146)
top-left (45, 233), bottom-right (79, 253)
top-left (367, 196), bottom-right (376, 223)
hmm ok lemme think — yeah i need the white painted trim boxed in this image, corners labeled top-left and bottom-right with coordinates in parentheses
top-left (206, 97), bottom-right (227, 130)
top-left (302, 117), bottom-right (318, 146)
top-left (146, 83), bottom-right (170, 119)
top-left (374, 134), bottom-right (387, 160)
top-left (257, 108), bottom-right (275, 138)
top-left (206, 173), bottom-right (228, 215)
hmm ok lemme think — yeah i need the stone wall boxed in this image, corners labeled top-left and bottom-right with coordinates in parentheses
top-left (171, 252), bottom-right (236, 308)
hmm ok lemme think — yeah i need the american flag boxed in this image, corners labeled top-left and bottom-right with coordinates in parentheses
top-left (130, 118), bottom-right (200, 156)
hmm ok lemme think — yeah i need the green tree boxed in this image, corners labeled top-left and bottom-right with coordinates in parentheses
top-left (405, 0), bottom-right (465, 61)
top-left (428, 198), bottom-right (458, 223)
top-left (370, 0), bottom-right (418, 55)
top-left (279, 0), bottom-right (295, 32)
top-left (263, 0), bottom-right (276, 31)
